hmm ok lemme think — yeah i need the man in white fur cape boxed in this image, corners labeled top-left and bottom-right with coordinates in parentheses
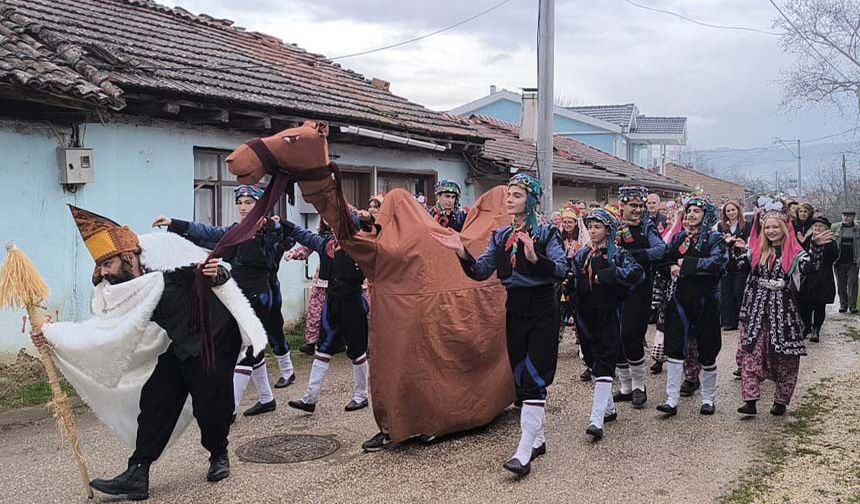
top-left (29, 205), bottom-right (267, 501)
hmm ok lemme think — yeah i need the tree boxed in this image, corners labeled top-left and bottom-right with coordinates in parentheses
top-left (774, 0), bottom-right (860, 113)
top-left (804, 153), bottom-right (860, 217)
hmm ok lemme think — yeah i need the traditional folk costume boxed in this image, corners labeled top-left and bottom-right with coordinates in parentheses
top-left (46, 207), bottom-right (267, 500)
top-left (285, 221), bottom-right (370, 413)
top-left (656, 196), bottom-right (728, 416)
top-left (558, 203), bottom-right (590, 380)
top-left (737, 203), bottom-right (808, 416)
top-left (167, 185), bottom-right (296, 420)
top-left (570, 208), bottom-right (643, 439)
top-left (429, 180), bottom-right (469, 232)
top-left (799, 216), bottom-right (838, 342)
top-left (614, 186), bottom-right (665, 408)
top-left (458, 174), bottom-right (567, 476)
top-left (285, 227), bottom-right (333, 355)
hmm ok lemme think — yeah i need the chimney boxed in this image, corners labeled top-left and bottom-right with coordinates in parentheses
top-left (490, 84), bottom-right (497, 94)
top-left (519, 88), bottom-right (538, 144)
top-left (371, 78), bottom-right (390, 92)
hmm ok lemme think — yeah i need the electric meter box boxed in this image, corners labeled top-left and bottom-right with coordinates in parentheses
top-left (58, 148), bottom-right (95, 184)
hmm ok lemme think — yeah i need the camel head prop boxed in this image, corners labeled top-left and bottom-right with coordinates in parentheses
top-left (226, 121), bottom-right (330, 185)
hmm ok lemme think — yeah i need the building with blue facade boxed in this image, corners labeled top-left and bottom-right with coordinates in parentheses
top-left (449, 88), bottom-right (688, 172)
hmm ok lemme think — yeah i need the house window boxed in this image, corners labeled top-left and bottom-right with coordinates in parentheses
top-left (193, 148), bottom-right (288, 226)
top-left (377, 171), bottom-right (436, 206)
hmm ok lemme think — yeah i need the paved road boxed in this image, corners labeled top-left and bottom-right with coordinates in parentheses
top-left (1, 309), bottom-right (857, 504)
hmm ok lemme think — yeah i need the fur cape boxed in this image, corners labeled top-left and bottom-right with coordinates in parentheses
top-left (44, 232), bottom-right (267, 449)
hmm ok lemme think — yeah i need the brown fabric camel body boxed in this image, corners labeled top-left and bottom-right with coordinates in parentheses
top-left (226, 122), bottom-right (515, 442)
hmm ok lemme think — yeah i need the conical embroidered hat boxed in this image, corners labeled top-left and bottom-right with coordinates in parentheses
top-left (68, 205), bottom-right (140, 263)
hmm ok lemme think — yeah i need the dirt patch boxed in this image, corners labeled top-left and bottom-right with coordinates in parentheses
top-left (721, 372), bottom-right (860, 503)
top-left (0, 349), bottom-right (74, 412)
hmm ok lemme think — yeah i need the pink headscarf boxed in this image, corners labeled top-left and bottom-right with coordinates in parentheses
top-left (749, 212), bottom-right (805, 273)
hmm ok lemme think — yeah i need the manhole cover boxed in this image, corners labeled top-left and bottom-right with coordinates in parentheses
top-left (236, 434), bottom-right (340, 464)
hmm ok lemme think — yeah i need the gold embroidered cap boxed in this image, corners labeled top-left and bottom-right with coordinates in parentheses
top-left (68, 205), bottom-right (140, 263)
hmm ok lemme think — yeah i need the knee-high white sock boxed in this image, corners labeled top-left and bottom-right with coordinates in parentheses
top-left (701, 365), bottom-right (718, 406)
top-left (617, 364), bottom-right (632, 394)
top-left (233, 365), bottom-right (252, 414)
top-left (605, 386), bottom-right (616, 416)
top-left (302, 355), bottom-right (331, 405)
top-left (533, 393), bottom-right (547, 449)
top-left (630, 359), bottom-right (646, 392)
top-left (590, 378), bottom-right (613, 428)
top-left (251, 360), bottom-right (274, 404)
top-left (665, 358), bottom-right (683, 408)
top-left (352, 354), bottom-right (369, 403)
top-left (276, 351), bottom-right (295, 379)
top-left (513, 403), bottom-right (544, 465)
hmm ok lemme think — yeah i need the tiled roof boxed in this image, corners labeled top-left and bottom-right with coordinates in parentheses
top-left (469, 115), bottom-right (690, 192)
top-left (632, 116), bottom-right (687, 136)
top-left (567, 104), bottom-right (636, 128)
top-left (0, 0), bottom-right (476, 138)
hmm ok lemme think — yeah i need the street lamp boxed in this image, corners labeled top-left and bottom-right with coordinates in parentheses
top-left (772, 137), bottom-right (802, 198)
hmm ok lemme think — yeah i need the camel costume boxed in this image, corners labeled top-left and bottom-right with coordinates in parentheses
top-left (225, 122), bottom-right (515, 443)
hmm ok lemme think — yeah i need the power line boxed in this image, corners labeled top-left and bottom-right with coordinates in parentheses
top-left (767, 0), bottom-right (854, 83)
top-left (622, 0), bottom-right (781, 36)
top-left (135, 0), bottom-right (514, 72)
top-left (328, 0), bottom-right (514, 60)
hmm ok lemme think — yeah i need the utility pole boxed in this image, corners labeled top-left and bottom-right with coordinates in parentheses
top-left (843, 154), bottom-right (848, 208)
top-left (773, 137), bottom-right (802, 198)
top-left (537, 0), bottom-right (554, 212)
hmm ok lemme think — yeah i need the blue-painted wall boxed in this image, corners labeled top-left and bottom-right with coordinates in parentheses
top-left (468, 99), bottom-right (623, 158)
top-left (0, 116), bottom-right (472, 354)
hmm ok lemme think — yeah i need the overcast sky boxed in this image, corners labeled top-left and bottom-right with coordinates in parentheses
top-left (164, 0), bottom-right (857, 151)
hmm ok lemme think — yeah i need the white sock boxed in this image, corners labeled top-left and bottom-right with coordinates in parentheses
top-left (533, 393), bottom-right (548, 449)
top-left (302, 355), bottom-right (331, 405)
top-left (352, 355), bottom-right (369, 403)
top-left (665, 358), bottom-right (683, 408)
top-left (590, 378), bottom-right (613, 428)
top-left (605, 386), bottom-right (616, 416)
top-left (617, 365), bottom-right (632, 394)
top-left (701, 365), bottom-right (717, 406)
top-left (276, 351), bottom-right (295, 379)
top-left (513, 404), bottom-right (544, 465)
top-left (251, 360), bottom-right (274, 404)
top-left (233, 366), bottom-right (252, 414)
top-left (630, 359), bottom-right (646, 392)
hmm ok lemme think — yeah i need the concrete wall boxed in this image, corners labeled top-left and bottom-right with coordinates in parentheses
top-left (0, 116), bottom-right (471, 354)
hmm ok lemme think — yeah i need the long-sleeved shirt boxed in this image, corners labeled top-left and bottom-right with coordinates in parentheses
top-left (284, 222), bottom-right (365, 299)
top-left (168, 218), bottom-right (295, 294)
top-left (460, 224), bottom-right (567, 289)
top-left (619, 213), bottom-right (665, 271)
top-left (661, 229), bottom-right (728, 297)
top-left (569, 245), bottom-right (644, 307)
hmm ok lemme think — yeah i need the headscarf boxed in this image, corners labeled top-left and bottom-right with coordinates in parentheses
top-left (618, 185), bottom-right (649, 204)
top-left (369, 193), bottom-right (385, 207)
top-left (507, 173), bottom-right (543, 237)
top-left (749, 196), bottom-right (805, 274)
top-left (234, 184), bottom-right (265, 202)
top-left (434, 179), bottom-right (462, 197)
top-left (584, 207), bottom-right (619, 262)
top-left (680, 195), bottom-right (717, 254)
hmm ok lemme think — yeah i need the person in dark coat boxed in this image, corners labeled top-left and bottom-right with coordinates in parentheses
top-left (717, 200), bottom-right (750, 331)
top-left (799, 215), bottom-right (838, 342)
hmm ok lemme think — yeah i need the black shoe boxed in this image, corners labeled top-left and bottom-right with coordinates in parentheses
top-left (90, 463), bottom-right (150, 500)
top-left (810, 327), bottom-right (820, 342)
top-left (679, 380), bottom-right (700, 397)
top-left (299, 343), bottom-right (316, 355)
top-left (579, 369), bottom-right (592, 382)
top-left (206, 453), bottom-right (230, 482)
top-left (632, 388), bottom-right (647, 408)
top-left (700, 403), bottom-right (715, 415)
top-left (417, 434), bottom-right (438, 444)
top-left (502, 458), bottom-right (531, 476)
top-left (585, 424), bottom-right (604, 439)
top-left (851, 308), bottom-right (859, 314)
top-left (770, 403), bottom-right (787, 416)
top-left (513, 400), bottom-right (523, 408)
top-left (243, 399), bottom-right (276, 416)
top-left (723, 325), bottom-right (738, 331)
top-left (604, 411), bottom-right (618, 423)
top-left (274, 374), bottom-right (296, 389)
top-left (656, 403), bottom-right (677, 416)
top-left (613, 390), bottom-right (633, 402)
top-left (839, 306), bottom-right (848, 313)
top-left (650, 361), bottom-right (663, 374)
top-left (531, 443), bottom-right (546, 461)
top-left (345, 398), bottom-right (368, 412)
top-left (738, 400), bottom-right (757, 415)
top-left (732, 368), bottom-right (742, 379)
top-left (288, 399), bottom-right (316, 413)
top-left (362, 432), bottom-right (391, 452)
